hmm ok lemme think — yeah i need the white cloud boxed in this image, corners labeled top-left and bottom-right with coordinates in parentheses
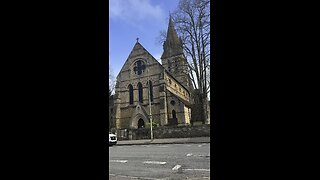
top-left (109, 0), bottom-right (164, 25)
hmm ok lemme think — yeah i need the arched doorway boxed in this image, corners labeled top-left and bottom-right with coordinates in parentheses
top-left (172, 110), bottom-right (176, 119)
top-left (138, 118), bottom-right (145, 128)
top-left (172, 110), bottom-right (178, 125)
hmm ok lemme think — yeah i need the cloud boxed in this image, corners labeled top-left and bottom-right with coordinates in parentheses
top-left (109, 0), bottom-right (164, 25)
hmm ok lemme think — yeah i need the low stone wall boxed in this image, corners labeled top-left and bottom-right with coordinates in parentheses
top-left (116, 124), bottom-right (210, 140)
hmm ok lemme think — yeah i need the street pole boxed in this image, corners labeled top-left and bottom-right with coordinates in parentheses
top-left (148, 63), bottom-right (153, 140)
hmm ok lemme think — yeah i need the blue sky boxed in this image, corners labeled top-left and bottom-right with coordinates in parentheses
top-left (109, 0), bottom-right (180, 78)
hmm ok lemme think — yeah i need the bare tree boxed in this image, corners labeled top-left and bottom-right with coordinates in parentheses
top-left (156, 0), bottom-right (210, 123)
top-left (174, 0), bottom-right (210, 94)
top-left (156, 30), bottom-right (167, 47)
top-left (173, 0), bottom-right (211, 123)
top-left (109, 68), bottom-right (116, 95)
top-left (108, 67), bottom-right (117, 130)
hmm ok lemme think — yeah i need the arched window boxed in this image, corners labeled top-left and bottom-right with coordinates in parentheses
top-left (148, 80), bottom-right (153, 102)
top-left (128, 84), bottom-right (133, 105)
top-left (138, 82), bottom-right (143, 103)
top-left (133, 60), bottom-right (146, 75)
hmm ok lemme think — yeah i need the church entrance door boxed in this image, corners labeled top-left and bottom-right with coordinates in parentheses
top-left (172, 110), bottom-right (178, 125)
top-left (138, 118), bottom-right (145, 128)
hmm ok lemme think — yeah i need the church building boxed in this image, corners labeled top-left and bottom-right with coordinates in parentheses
top-left (113, 16), bottom-right (194, 129)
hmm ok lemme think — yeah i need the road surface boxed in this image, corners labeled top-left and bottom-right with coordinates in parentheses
top-left (109, 143), bottom-right (210, 179)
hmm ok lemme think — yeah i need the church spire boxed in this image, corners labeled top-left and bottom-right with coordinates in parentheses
top-left (161, 15), bottom-right (184, 59)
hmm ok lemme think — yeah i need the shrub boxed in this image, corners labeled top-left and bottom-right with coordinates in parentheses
top-left (145, 122), bottom-right (159, 128)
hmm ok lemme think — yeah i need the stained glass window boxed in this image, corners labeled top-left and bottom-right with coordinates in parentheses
top-left (133, 60), bottom-right (146, 75)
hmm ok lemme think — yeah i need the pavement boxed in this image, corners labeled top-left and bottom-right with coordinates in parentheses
top-left (116, 137), bottom-right (210, 146)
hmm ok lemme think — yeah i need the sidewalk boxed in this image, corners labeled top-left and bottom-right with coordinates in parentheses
top-left (116, 137), bottom-right (210, 146)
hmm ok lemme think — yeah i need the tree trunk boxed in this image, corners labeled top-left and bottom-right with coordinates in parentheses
top-left (191, 89), bottom-right (207, 124)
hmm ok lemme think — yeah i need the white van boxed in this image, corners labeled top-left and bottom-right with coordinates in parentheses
top-left (109, 133), bottom-right (117, 146)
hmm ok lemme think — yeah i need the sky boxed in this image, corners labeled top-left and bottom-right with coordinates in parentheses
top-left (109, 0), bottom-right (180, 78)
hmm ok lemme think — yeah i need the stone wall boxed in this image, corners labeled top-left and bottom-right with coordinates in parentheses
top-left (116, 124), bottom-right (210, 140)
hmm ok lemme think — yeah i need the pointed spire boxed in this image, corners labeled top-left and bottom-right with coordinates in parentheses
top-left (168, 15), bottom-right (174, 30)
top-left (161, 15), bottom-right (184, 59)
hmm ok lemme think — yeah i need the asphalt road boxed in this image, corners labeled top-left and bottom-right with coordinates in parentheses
top-left (109, 143), bottom-right (210, 179)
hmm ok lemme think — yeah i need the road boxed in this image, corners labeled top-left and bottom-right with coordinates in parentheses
top-left (109, 143), bottom-right (210, 179)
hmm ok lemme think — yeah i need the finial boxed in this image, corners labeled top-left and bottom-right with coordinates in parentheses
top-left (136, 37), bottom-right (139, 42)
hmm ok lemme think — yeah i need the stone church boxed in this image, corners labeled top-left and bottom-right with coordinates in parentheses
top-left (113, 16), bottom-right (194, 129)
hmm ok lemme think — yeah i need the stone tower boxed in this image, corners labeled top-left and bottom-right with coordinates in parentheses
top-left (161, 16), bottom-right (193, 92)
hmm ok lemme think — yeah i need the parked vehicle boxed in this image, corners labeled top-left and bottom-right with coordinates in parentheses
top-left (109, 133), bottom-right (117, 146)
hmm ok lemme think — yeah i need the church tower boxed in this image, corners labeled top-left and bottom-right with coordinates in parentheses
top-left (161, 16), bottom-right (193, 91)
